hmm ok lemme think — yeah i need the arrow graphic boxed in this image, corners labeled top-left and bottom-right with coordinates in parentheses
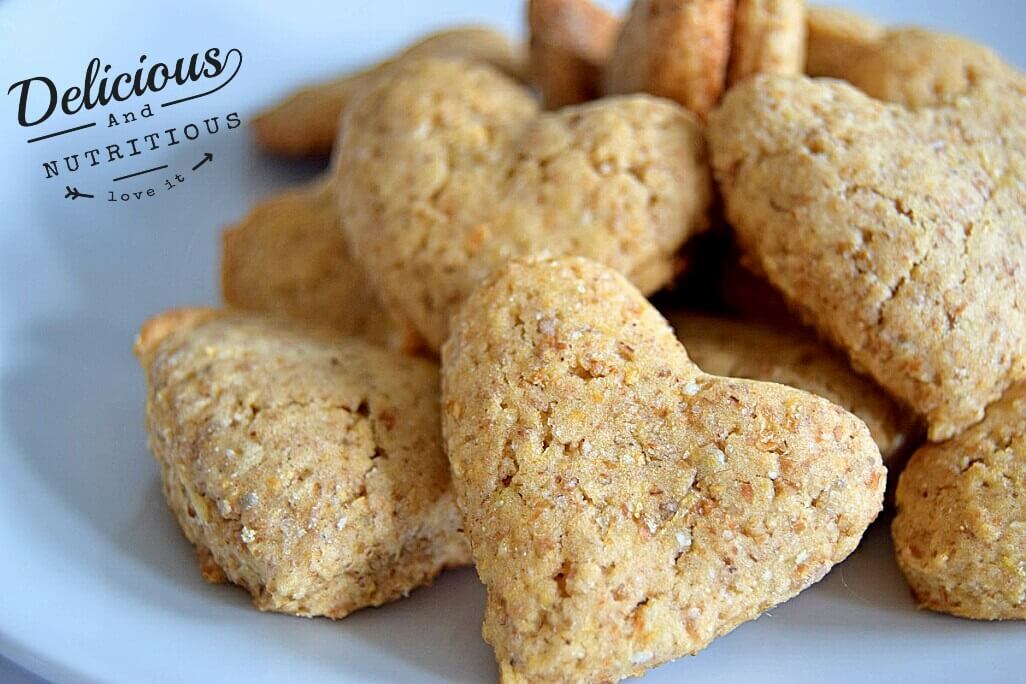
top-left (191, 152), bottom-right (213, 171)
top-left (64, 186), bottom-right (94, 200)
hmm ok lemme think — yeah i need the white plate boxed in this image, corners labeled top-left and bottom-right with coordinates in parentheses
top-left (1, 1), bottom-right (1024, 682)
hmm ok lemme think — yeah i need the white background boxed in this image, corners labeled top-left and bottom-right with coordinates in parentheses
top-left (0, 1), bottom-right (1024, 682)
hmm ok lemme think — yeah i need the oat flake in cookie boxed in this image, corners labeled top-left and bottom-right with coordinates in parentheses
top-left (134, 309), bottom-right (469, 618)
top-left (441, 257), bottom-right (885, 683)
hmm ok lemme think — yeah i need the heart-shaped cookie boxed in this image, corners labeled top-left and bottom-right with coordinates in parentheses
top-left (709, 75), bottom-right (1026, 441)
top-left (336, 57), bottom-right (712, 351)
top-left (441, 258), bottom-right (885, 682)
top-left (893, 381), bottom-right (1026, 621)
top-left (135, 309), bottom-right (469, 618)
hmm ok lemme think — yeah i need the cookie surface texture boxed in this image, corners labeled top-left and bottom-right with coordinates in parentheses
top-left (135, 309), bottom-right (469, 618)
top-left (670, 312), bottom-right (918, 463)
top-left (709, 75), bottom-right (1026, 441)
top-left (337, 57), bottom-right (712, 350)
top-left (441, 257), bottom-right (885, 682)
top-left (893, 382), bottom-right (1026, 620)
top-left (604, 0), bottom-right (735, 119)
top-left (815, 27), bottom-right (1021, 107)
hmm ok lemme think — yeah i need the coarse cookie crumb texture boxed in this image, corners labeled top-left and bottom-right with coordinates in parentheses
top-left (528, 0), bottom-right (621, 108)
top-left (251, 27), bottom-right (525, 156)
top-left (670, 312), bottom-right (918, 464)
top-left (893, 382), bottom-right (1026, 620)
top-left (337, 57), bottom-right (712, 351)
top-left (709, 75), bottom-right (1026, 441)
top-left (134, 309), bottom-right (469, 618)
top-left (441, 257), bottom-right (885, 683)
top-left (221, 179), bottom-right (418, 351)
top-left (728, 0), bottom-right (807, 85)
top-left (604, 0), bottom-right (735, 119)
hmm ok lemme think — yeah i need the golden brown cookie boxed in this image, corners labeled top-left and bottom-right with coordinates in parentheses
top-left (441, 257), bottom-right (885, 683)
top-left (528, 0), bottom-right (621, 108)
top-left (337, 57), bottom-right (712, 351)
top-left (604, 0), bottom-right (735, 119)
top-left (670, 312), bottom-right (918, 463)
top-left (728, 0), bottom-right (807, 85)
top-left (135, 309), bottom-right (469, 618)
top-left (893, 382), bottom-right (1026, 620)
top-left (251, 27), bottom-right (525, 157)
top-left (709, 75), bottom-right (1026, 441)
top-left (804, 5), bottom-right (883, 78)
top-left (221, 179), bottom-right (418, 351)
top-left (833, 28), bottom-right (1021, 107)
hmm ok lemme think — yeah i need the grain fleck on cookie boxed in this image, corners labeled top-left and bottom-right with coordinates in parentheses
top-left (709, 74), bottom-right (1026, 441)
top-left (337, 57), bottom-right (712, 351)
top-left (441, 257), bottom-right (884, 682)
top-left (135, 309), bottom-right (469, 618)
top-left (893, 382), bottom-right (1026, 621)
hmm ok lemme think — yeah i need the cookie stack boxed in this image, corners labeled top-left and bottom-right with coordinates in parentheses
top-left (136, 2), bottom-right (1026, 681)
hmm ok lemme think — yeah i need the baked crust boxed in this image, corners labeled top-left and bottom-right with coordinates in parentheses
top-left (829, 28), bottom-right (1020, 107)
top-left (709, 75), bottom-right (1026, 441)
top-left (728, 0), bottom-right (807, 85)
top-left (135, 309), bottom-right (470, 617)
top-left (670, 311), bottom-right (919, 463)
top-left (804, 5), bottom-right (883, 78)
top-left (441, 257), bottom-right (884, 682)
top-left (604, 0), bottom-right (735, 119)
top-left (337, 57), bottom-right (711, 350)
top-left (893, 382), bottom-right (1026, 620)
